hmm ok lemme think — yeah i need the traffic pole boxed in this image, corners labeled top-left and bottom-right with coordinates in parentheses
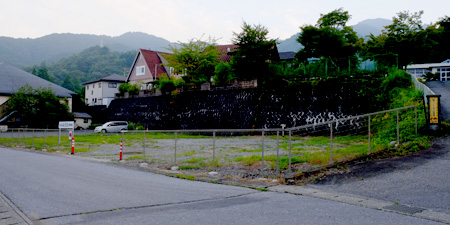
top-left (120, 138), bottom-right (123, 160)
top-left (71, 137), bottom-right (75, 155)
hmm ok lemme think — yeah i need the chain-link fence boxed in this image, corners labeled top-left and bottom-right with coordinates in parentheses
top-left (0, 105), bottom-right (420, 177)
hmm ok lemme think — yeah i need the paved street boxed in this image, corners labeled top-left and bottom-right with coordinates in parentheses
top-left (0, 147), bottom-right (444, 225)
top-left (309, 135), bottom-right (450, 215)
top-left (426, 81), bottom-right (450, 122)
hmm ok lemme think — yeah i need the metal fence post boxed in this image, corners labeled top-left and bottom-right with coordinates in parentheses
top-left (276, 131), bottom-right (280, 174)
top-left (143, 131), bottom-right (146, 162)
top-left (330, 122), bottom-right (334, 163)
top-left (415, 106), bottom-right (418, 135)
top-left (43, 129), bottom-right (47, 149)
top-left (174, 131), bottom-right (177, 165)
top-left (32, 129), bottom-right (35, 149)
top-left (213, 131), bottom-right (216, 168)
top-left (368, 115), bottom-right (371, 154)
top-left (397, 110), bottom-right (400, 146)
top-left (288, 130), bottom-right (292, 173)
top-left (22, 129), bottom-right (25, 147)
top-left (261, 130), bottom-right (265, 168)
top-left (16, 129), bottom-right (19, 145)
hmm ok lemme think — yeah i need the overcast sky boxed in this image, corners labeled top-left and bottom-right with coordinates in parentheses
top-left (1, 0), bottom-right (448, 44)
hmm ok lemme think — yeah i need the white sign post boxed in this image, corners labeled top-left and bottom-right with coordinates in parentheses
top-left (0, 125), bottom-right (7, 132)
top-left (58, 121), bottom-right (75, 146)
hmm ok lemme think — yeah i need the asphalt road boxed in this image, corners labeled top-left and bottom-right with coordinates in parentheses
top-left (0, 147), bottom-right (444, 224)
top-left (310, 135), bottom-right (450, 216)
top-left (426, 81), bottom-right (450, 122)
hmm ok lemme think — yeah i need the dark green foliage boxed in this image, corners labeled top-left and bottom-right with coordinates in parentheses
top-left (377, 68), bottom-right (412, 105)
top-left (118, 83), bottom-right (140, 95)
top-left (296, 8), bottom-right (362, 73)
top-left (6, 85), bottom-right (72, 128)
top-left (164, 38), bottom-right (222, 85)
top-left (422, 72), bottom-right (440, 82)
top-left (362, 12), bottom-right (450, 68)
top-left (213, 62), bottom-right (235, 85)
top-left (231, 22), bottom-right (278, 84)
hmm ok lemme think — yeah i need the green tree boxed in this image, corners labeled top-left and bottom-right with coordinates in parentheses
top-left (231, 22), bottom-right (278, 84)
top-left (213, 62), bottom-right (234, 85)
top-left (317, 8), bottom-right (350, 28)
top-left (37, 66), bottom-right (55, 82)
top-left (6, 85), bottom-right (72, 128)
top-left (362, 11), bottom-right (428, 69)
top-left (164, 37), bottom-right (222, 85)
top-left (296, 8), bottom-right (362, 74)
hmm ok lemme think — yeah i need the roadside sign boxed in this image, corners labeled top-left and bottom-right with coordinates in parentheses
top-left (429, 96), bottom-right (439, 124)
top-left (59, 121), bottom-right (74, 129)
top-left (0, 125), bottom-right (7, 132)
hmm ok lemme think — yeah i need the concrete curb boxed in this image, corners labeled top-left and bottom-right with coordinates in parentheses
top-left (0, 191), bottom-right (33, 225)
top-left (269, 185), bottom-right (450, 224)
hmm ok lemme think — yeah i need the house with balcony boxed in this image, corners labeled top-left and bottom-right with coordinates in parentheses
top-left (83, 74), bottom-right (126, 107)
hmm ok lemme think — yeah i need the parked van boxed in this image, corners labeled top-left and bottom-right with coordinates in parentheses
top-left (94, 121), bottom-right (128, 133)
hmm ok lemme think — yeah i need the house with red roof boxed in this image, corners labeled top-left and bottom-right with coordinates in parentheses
top-left (216, 44), bottom-right (238, 63)
top-left (126, 49), bottom-right (174, 91)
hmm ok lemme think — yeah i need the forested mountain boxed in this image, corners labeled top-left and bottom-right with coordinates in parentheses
top-left (0, 32), bottom-right (171, 68)
top-left (23, 46), bottom-right (136, 95)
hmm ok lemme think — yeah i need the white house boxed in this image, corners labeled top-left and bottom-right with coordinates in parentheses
top-left (406, 59), bottom-right (450, 81)
top-left (73, 112), bottom-right (92, 129)
top-left (83, 74), bottom-right (126, 107)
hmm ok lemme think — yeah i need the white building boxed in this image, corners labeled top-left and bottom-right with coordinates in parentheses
top-left (84, 74), bottom-right (126, 107)
top-left (406, 59), bottom-right (450, 81)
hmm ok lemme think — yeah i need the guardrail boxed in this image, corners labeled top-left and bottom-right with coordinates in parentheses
top-left (410, 74), bottom-right (435, 104)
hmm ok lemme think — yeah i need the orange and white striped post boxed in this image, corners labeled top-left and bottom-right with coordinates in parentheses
top-left (119, 138), bottom-right (123, 160)
top-left (71, 137), bottom-right (75, 154)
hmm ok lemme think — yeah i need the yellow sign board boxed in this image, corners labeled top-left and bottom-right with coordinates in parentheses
top-left (429, 96), bottom-right (439, 124)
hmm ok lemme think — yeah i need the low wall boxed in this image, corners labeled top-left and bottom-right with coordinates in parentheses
top-left (107, 82), bottom-right (367, 129)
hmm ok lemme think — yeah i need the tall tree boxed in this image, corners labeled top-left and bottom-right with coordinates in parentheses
top-left (361, 11), bottom-right (434, 69)
top-left (164, 37), bottom-right (222, 85)
top-left (296, 8), bottom-right (362, 72)
top-left (231, 22), bottom-right (278, 84)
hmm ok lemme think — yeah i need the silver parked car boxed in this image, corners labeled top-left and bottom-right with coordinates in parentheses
top-left (94, 121), bottom-right (128, 133)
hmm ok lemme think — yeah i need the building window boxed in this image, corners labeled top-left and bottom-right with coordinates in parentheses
top-left (83, 119), bottom-right (89, 123)
top-left (91, 90), bottom-right (93, 95)
top-left (86, 85), bottom-right (89, 90)
top-left (136, 66), bottom-right (145, 76)
top-left (98, 83), bottom-right (101, 88)
top-left (108, 83), bottom-right (117, 88)
top-left (85, 98), bottom-right (88, 103)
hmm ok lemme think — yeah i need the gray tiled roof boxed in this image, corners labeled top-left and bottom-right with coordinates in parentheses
top-left (83, 74), bottom-right (126, 85)
top-left (73, 112), bottom-right (92, 119)
top-left (0, 62), bottom-right (75, 97)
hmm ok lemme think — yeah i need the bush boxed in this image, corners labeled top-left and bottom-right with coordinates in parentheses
top-left (118, 83), bottom-right (140, 95)
top-left (422, 72), bottom-right (439, 81)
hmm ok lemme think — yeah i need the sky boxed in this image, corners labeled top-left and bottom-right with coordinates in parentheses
top-left (1, 0), bottom-right (449, 44)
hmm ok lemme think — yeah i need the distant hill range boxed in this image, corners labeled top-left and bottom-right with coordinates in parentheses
top-left (0, 18), bottom-right (392, 67)
top-left (0, 32), bottom-right (172, 67)
top-left (277, 18), bottom-right (392, 52)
